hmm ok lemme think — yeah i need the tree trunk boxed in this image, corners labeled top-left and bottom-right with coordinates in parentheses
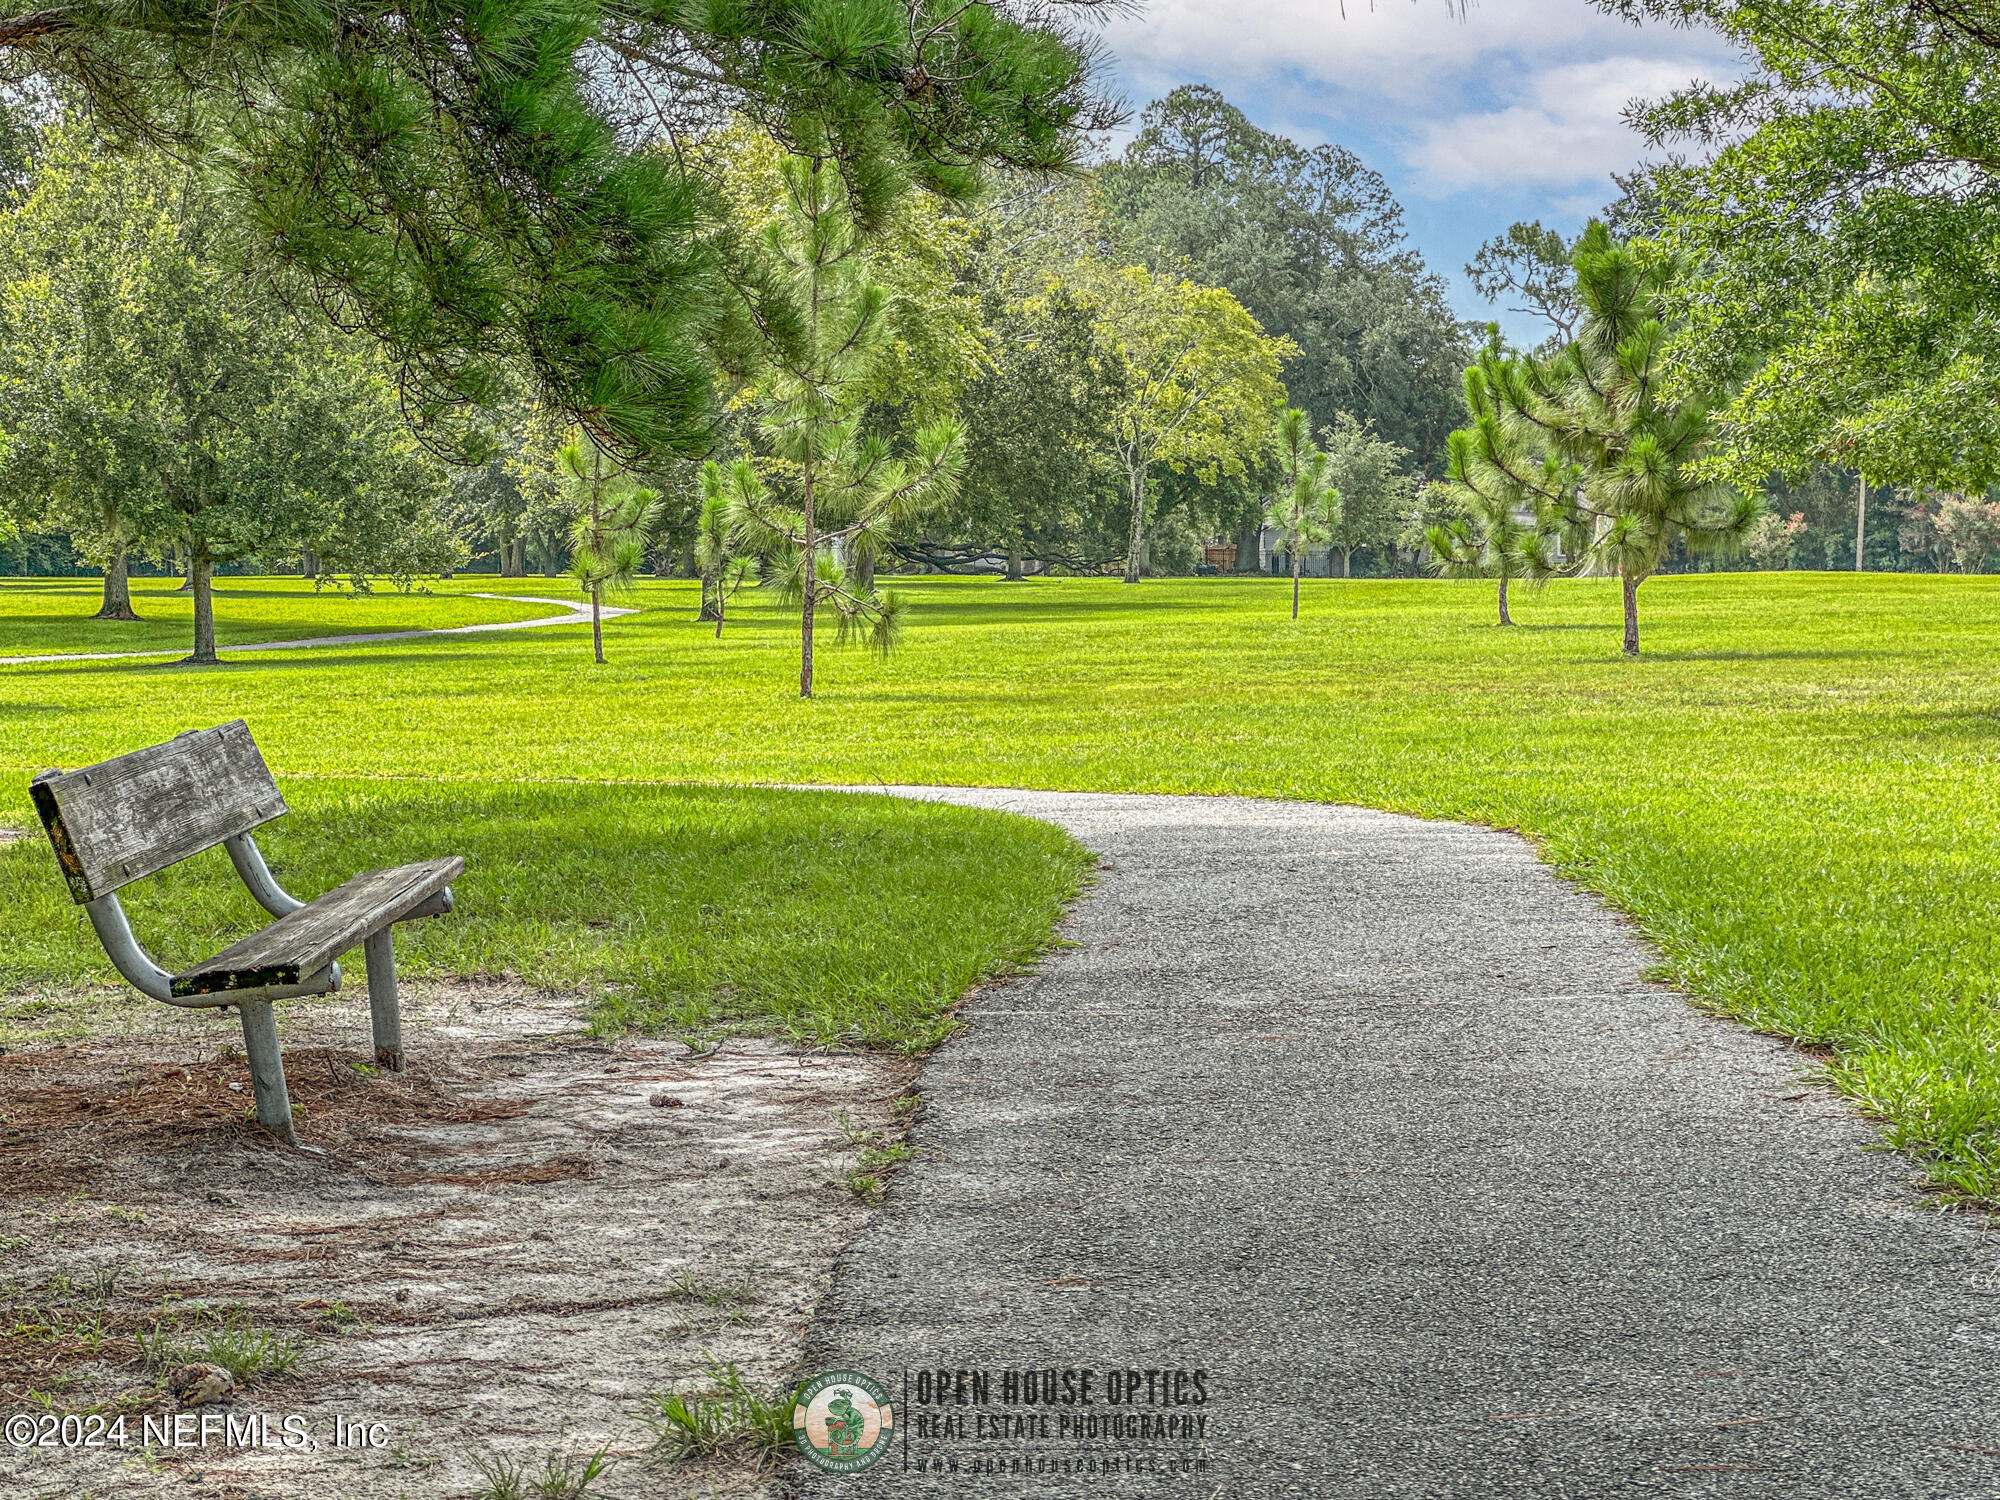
top-left (590, 583), bottom-right (604, 664)
top-left (1234, 520), bottom-right (1262, 574)
top-left (1123, 467), bottom-right (1146, 585)
top-left (800, 579), bottom-right (816, 697)
top-left (1621, 568), bottom-right (1640, 658)
top-left (1006, 535), bottom-right (1025, 581)
top-left (173, 542), bottom-right (195, 593)
top-left (800, 486), bottom-right (818, 698)
top-left (95, 539), bottom-right (140, 621)
top-left (714, 585), bottom-right (726, 638)
top-left (1291, 546), bottom-right (1302, 619)
top-left (698, 570), bottom-right (721, 623)
top-left (299, 548), bottom-right (318, 580)
top-left (1854, 473), bottom-right (1867, 572)
top-left (186, 551), bottom-right (218, 665)
top-left (1498, 575), bottom-right (1512, 626)
top-left (501, 535), bottom-right (525, 578)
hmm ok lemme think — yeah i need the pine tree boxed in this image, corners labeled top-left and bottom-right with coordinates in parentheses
top-left (693, 488), bottom-right (755, 637)
top-left (1439, 229), bottom-right (1755, 655)
top-left (1546, 224), bottom-right (1757, 655)
top-left (704, 155), bottom-right (964, 698)
top-left (0, 0), bottom-right (1121, 466)
top-left (1427, 335), bottom-right (1572, 625)
top-left (556, 437), bottom-right (658, 665)
top-left (1267, 408), bottom-right (1341, 619)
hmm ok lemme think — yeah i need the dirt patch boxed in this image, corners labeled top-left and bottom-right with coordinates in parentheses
top-left (0, 980), bottom-right (913, 1499)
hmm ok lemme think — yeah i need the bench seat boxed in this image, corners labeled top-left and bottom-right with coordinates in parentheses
top-left (171, 857), bottom-right (464, 998)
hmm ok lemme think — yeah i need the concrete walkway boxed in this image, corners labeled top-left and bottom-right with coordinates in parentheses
top-left (0, 593), bottom-right (633, 666)
top-left (795, 789), bottom-right (2000, 1499)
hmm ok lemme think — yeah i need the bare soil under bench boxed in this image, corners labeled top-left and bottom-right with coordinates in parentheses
top-left (0, 980), bottom-right (911, 1499)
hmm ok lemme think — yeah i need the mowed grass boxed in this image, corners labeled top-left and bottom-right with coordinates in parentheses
top-left (0, 778), bottom-right (1087, 1051)
top-left (2, 570), bottom-right (1998, 1197)
top-left (0, 577), bottom-right (548, 656)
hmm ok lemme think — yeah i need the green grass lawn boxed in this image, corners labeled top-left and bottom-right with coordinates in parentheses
top-left (0, 577), bottom-right (550, 656)
top-left (2, 569), bottom-right (1998, 1199)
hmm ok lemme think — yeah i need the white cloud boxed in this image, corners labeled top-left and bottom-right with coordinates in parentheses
top-left (1101, 0), bottom-right (1718, 99)
top-left (1093, 0), bottom-right (1743, 196)
top-left (1403, 55), bottom-right (1713, 194)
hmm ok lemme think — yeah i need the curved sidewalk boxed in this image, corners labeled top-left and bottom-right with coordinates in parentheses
top-left (795, 789), bottom-right (2000, 1499)
top-left (0, 593), bottom-right (633, 666)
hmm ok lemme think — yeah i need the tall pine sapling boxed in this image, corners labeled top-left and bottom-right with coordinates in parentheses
top-left (1267, 408), bottom-right (1341, 619)
top-left (1426, 334), bottom-right (1572, 625)
top-left (1439, 230), bottom-right (1754, 655)
top-left (693, 484), bottom-right (756, 637)
top-left (557, 437), bottom-right (658, 664)
top-left (712, 154), bottom-right (965, 697)
top-left (1543, 224), bottom-right (1757, 655)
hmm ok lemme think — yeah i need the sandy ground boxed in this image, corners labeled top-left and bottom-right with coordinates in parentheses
top-left (0, 979), bottom-right (912, 1500)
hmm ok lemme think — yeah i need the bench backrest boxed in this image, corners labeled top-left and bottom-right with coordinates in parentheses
top-left (31, 720), bottom-right (288, 904)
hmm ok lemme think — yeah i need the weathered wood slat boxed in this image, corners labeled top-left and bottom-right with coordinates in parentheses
top-left (31, 721), bottom-right (285, 902)
top-left (171, 857), bottom-right (463, 997)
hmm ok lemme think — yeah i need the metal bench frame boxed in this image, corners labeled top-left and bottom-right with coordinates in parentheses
top-left (30, 721), bottom-right (461, 1145)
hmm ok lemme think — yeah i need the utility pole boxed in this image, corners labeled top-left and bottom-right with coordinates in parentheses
top-left (1855, 471), bottom-right (1867, 572)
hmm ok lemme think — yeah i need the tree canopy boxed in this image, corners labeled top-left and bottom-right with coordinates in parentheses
top-left (1098, 85), bottom-right (1470, 473)
top-left (1072, 261), bottom-right (1292, 583)
top-left (0, 123), bottom-right (454, 652)
top-left (0, 0), bottom-right (1121, 464)
top-left (1603, 0), bottom-right (2000, 492)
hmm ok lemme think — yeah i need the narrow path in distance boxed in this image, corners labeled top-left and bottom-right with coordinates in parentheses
top-left (0, 594), bottom-right (633, 667)
top-left (795, 787), bottom-right (2000, 1500)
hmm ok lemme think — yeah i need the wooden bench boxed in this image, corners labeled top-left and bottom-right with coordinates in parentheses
top-left (30, 720), bottom-right (463, 1145)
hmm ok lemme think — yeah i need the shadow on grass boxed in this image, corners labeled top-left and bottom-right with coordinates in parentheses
top-left (0, 778), bottom-right (1087, 1051)
top-left (1624, 648), bottom-right (1894, 664)
top-left (7, 648), bottom-right (512, 677)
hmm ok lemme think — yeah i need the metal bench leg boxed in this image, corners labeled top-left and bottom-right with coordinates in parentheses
top-left (364, 929), bottom-right (403, 1072)
top-left (237, 1000), bottom-right (298, 1146)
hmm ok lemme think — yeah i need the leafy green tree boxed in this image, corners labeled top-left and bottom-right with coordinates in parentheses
top-left (1074, 263), bottom-right (1291, 583)
top-left (1268, 408), bottom-right (1341, 618)
top-left (1, 0), bottom-right (1119, 466)
top-left (705, 154), bottom-right (965, 697)
top-left (1743, 509), bottom-right (1808, 571)
top-left (1934, 492), bottom-right (2000, 573)
top-left (1466, 221), bottom-right (1579, 350)
top-left (1603, 0), bottom-right (2000, 494)
top-left (1099, 86), bottom-right (1470, 473)
top-left (949, 286), bottom-right (1127, 577)
top-left (443, 400), bottom-right (567, 577)
top-left (1320, 412), bottom-right (1416, 577)
top-left (0, 128), bottom-right (176, 618)
top-left (556, 436), bottom-right (658, 664)
top-left (0, 126), bottom-right (437, 660)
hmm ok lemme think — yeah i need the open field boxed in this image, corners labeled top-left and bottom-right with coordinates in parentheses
top-left (2, 570), bottom-right (1998, 1200)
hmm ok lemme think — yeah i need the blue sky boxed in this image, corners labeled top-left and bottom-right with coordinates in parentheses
top-left (1094, 0), bottom-right (1743, 346)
